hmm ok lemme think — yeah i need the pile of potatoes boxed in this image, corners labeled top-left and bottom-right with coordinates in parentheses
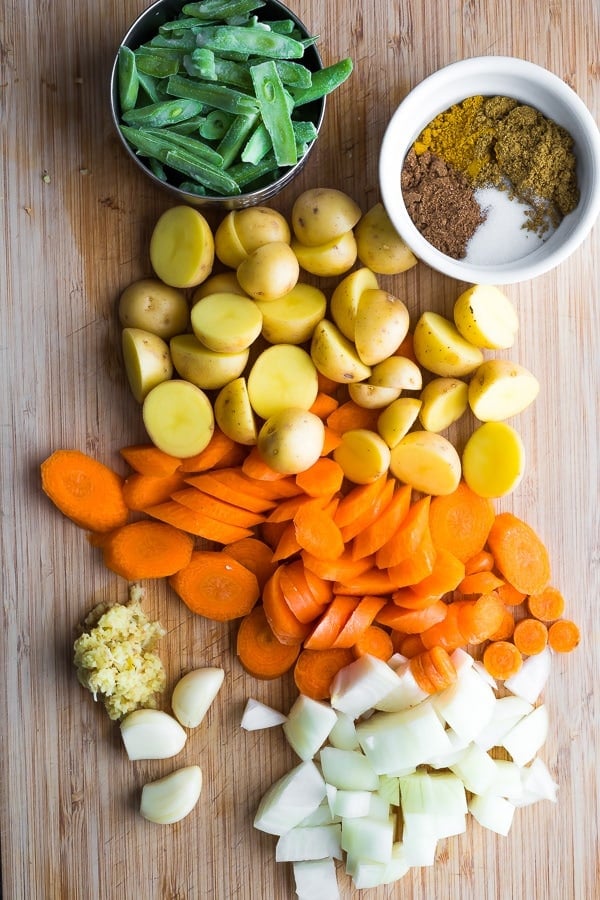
top-left (118, 189), bottom-right (539, 498)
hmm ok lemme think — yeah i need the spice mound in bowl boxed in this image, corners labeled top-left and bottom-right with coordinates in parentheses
top-left (379, 57), bottom-right (600, 284)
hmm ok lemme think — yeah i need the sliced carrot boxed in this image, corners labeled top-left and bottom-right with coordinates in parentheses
top-left (482, 640), bottom-right (523, 680)
top-left (236, 606), bottom-right (300, 679)
top-left (332, 595), bottom-right (387, 648)
top-left (260, 519), bottom-right (288, 551)
top-left (326, 400), bottom-right (380, 435)
top-left (386, 526), bottom-right (437, 588)
top-left (119, 444), bottom-right (181, 476)
top-left (408, 547), bottom-right (465, 601)
top-left (351, 484), bottom-right (412, 561)
top-left (172, 487), bottom-right (265, 528)
top-left (302, 566), bottom-right (334, 608)
top-left (279, 561), bottom-right (328, 624)
top-left (144, 499), bottom-right (253, 543)
top-left (271, 521), bottom-right (302, 562)
top-left (420, 602), bottom-right (467, 652)
top-left (429, 481), bottom-right (495, 564)
top-left (265, 493), bottom-right (329, 524)
top-left (303, 595), bottom-right (359, 650)
top-left (262, 567), bottom-right (310, 645)
top-left (241, 447), bottom-right (289, 482)
top-left (408, 652), bottom-right (435, 693)
top-left (41, 449), bottom-right (129, 533)
top-left (294, 500), bottom-right (345, 560)
top-left (301, 548), bottom-right (374, 583)
top-left (102, 520), bottom-right (194, 580)
top-left (464, 549), bottom-right (495, 576)
top-left (334, 474), bottom-right (388, 528)
top-left (296, 457), bottom-right (345, 498)
top-left (375, 495), bottom-right (431, 569)
top-left (456, 592), bottom-right (506, 644)
top-left (340, 478), bottom-right (396, 544)
top-left (210, 466), bottom-right (301, 501)
top-left (512, 618), bottom-right (549, 656)
top-left (293, 647), bottom-right (355, 700)
top-left (496, 581), bottom-right (527, 606)
top-left (420, 645), bottom-right (458, 691)
top-left (321, 427), bottom-right (343, 455)
top-left (488, 607), bottom-right (515, 641)
top-left (169, 550), bottom-right (260, 620)
top-left (309, 391), bottom-right (340, 420)
top-left (487, 512), bottom-right (551, 596)
top-left (376, 600), bottom-right (447, 634)
top-left (527, 586), bottom-right (566, 622)
top-left (352, 625), bottom-right (394, 661)
top-left (458, 571), bottom-right (505, 596)
top-left (184, 473), bottom-right (275, 513)
top-left (394, 331), bottom-right (417, 364)
top-left (176, 429), bottom-right (243, 474)
top-left (122, 472), bottom-right (187, 511)
top-left (548, 619), bottom-right (580, 653)
top-left (333, 567), bottom-right (397, 596)
top-left (391, 586), bottom-right (442, 611)
top-left (397, 633), bottom-right (426, 658)
top-left (222, 537), bottom-right (278, 591)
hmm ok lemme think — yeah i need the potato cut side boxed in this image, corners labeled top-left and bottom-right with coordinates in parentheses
top-left (143, 380), bottom-right (214, 459)
top-left (333, 428), bottom-right (391, 484)
top-left (255, 284), bottom-right (327, 345)
top-left (170, 334), bottom-right (249, 390)
top-left (354, 289), bottom-right (410, 366)
top-left (214, 211), bottom-right (248, 268)
top-left (330, 267), bottom-right (379, 341)
top-left (247, 345), bottom-right (318, 419)
top-left (311, 319), bottom-right (372, 384)
top-left (462, 422), bottom-right (525, 498)
top-left (190, 292), bottom-right (263, 353)
top-left (453, 284), bottom-right (519, 350)
top-left (377, 398), bottom-right (422, 448)
top-left (292, 230), bottom-right (357, 277)
top-left (214, 377), bottom-right (258, 446)
top-left (468, 360), bottom-right (540, 421)
top-left (419, 377), bottom-right (469, 432)
top-left (389, 431), bottom-right (462, 495)
top-left (149, 205), bottom-right (214, 289)
top-left (413, 311), bottom-right (484, 377)
top-left (122, 327), bottom-right (173, 404)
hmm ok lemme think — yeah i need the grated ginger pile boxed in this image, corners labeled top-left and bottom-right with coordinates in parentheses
top-left (73, 585), bottom-right (166, 720)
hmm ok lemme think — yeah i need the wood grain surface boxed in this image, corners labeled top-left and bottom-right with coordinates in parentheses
top-left (1, 0), bottom-right (599, 897)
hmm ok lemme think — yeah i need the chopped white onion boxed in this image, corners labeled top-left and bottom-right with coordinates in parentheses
top-left (320, 747), bottom-right (379, 791)
top-left (276, 823), bottom-right (342, 862)
top-left (432, 665), bottom-right (496, 743)
top-left (254, 760), bottom-right (326, 836)
top-left (505, 648), bottom-right (551, 704)
top-left (341, 815), bottom-right (394, 864)
top-left (502, 704), bottom-right (549, 766)
top-left (327, 710), bottom-right (360, 750)
top-left (356, 700), bottom-right (452, 774)
top-left (449, 742), bottom-right (498, 795)
top-left (468, 792), bottom-right (515, 836)
top-left (473, 695), bottom-right (533, 751)
top-left (240, 698), bottom-right (287, 731)
top-left (330, 654), bottom-right (403, 718)
top-left (293, 857), bottom-right (340, 900)
top-left (513, 756), bottom-right (558, 806)
top-left (283, 695), bottom-right (337, 761)
top-left (373, 660), bottom-right (429, 712)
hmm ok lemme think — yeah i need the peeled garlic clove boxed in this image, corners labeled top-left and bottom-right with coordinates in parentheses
top-left (120, 708), bottom-right (187, 760)
top-left (140, 765), bottom-right (203, 825)
top-left (171, 667), bottom-right (225, 728)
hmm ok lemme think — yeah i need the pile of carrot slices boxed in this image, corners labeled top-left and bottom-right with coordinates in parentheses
top-left (41, 432), bottom-right (580, 699)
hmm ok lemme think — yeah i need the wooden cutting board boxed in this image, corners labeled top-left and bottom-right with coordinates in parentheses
top-left (1, 1), bottom-right (598, 897)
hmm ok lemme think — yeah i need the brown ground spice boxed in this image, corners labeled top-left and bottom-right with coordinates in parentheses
top-left (401, 148), bottom-right (486, 259)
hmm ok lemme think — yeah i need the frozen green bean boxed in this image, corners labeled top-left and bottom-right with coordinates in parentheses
top-left (290, 58), bottom-right (353, 106)
top-left (167, 74), bottom-right (258, 115)
top-left (251, 60), bottom-right (297, 166)
top-left (196, 25), bottom-right (304, 59)
top-left (216, 110), bottom-right (260, 167)
top-left (118, 46), bottom-right (139, 112)
top-left (183, 0), bottom-right (265, 21)
top-left (164, 148), bottom-right (241, 194)
top-left (122, 98), bottom-right (204, 127)
top-left (140, 127), bottom-right (224, 167)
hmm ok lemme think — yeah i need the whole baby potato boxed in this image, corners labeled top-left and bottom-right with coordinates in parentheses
top-left (119, 279), bottom-right (189, 339)
top-left (215, 207), bottom-right (291, 268)
top-left (291, 188), bottom-right (362, 247)
top-left (355, 203), bottom-right (418, 275)
top-left (257, 408), bottom-right (325, 474)
top-left (237, 241), bottom-right (300, 301)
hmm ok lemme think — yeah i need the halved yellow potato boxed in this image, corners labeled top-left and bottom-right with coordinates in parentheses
top-left (214, 212), bottom-right (248, 269)
top-left (149, 206), bottom-right (214, 289)
top-left (377, 397), bottom-right (422, 448)
top-left (389, 431), bottom-right (462, 495)
top-left (354, 289), bottom-right (410, 366)
top-left (453, 284), bottom-right (519, 350)
top-left (333, 428), bottom-right (391, 484)
top-left (190, 293), bottom-right (262, 353)
top-left (329, 267), bottom-right (379, 341)
top-left (291, 188), bottom-right (362, 247)
top-left (257, 408), bottom-right (325, 475)
top-left (237, 241), bottom-right (299, 301)
top-left (215, 207), bottom-right (291, 268)
top-left (310, 319), bottom-right (372, 383)
top-left (419, 377), bottom-right (469, 432)
top-left (214, 377), bottom-right (258, 445)
top-left (118, 279), bottom-right (189, 340)
top-left (354, 202), bottom-right (418, 274)
top-left (191, 271), bottom-right (247, 304)
top-left (143, 380), bottom-right (214, 458)
top-left (413, 311), bottom-right (484, 377)
top-left (292, 230), bottom-right (357, 277)
top-left (369, 355), bottom-right (422, 391)
top-left (462, 421), bottom-right (525, 498)
top-left (255, 283), bottom-right (327, 345)
top-left (122, 328), bottom-right (173, 404)
top-left (247, 344), bottom-right (318, 419)
top-left (170, 334), bottom-right (248, 390)
top-left (348, 382), bottom-right (401, 409)
top-left (468, 360), bottom-right (540, 421)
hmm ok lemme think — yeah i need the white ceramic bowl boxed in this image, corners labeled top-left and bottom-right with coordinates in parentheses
top-left (379, 56), bottom-right (600, 284)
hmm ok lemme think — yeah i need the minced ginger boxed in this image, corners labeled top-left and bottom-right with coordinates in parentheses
top-left (73, 584), bottom-right (166, 720)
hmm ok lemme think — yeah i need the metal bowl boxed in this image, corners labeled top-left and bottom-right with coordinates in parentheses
top-left (110, 0), bottom-right (325, 209)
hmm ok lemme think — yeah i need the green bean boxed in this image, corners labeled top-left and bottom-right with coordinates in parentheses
top-left (158, 16), bottom-right (205, 32)
top-left (135, 49), bottom-right (182, 79)
top-left (227, 152), bottom-right (279, 188)
top-left (120, 126), bottom-right (176, 164)
top-left (200, 109), bottom-right (234, 140)
top-left (178, 180), bottom-right (208, 195)
top-left (216, 110), bottom-right (260, 167)
top-left (240, 122), bottom-right (271, 164)
top-left (122, 98), bottom-right (204, 127)
top-left (140, 127), bottom-right (224, 167)
top-left (168, 113), bottom-right (208, 135)
top-left (148, 156), bottom-right (168, 181)
top-left (263, 19), bottom-right (295, 34)
top-left (290, 58), bottom-right (353, 107)
top-left (193, 53), bottom-right (254, 90)
top-left (250, 60), bottom-right (296, 166)
top-left (164, 148), bottom-right (241, 194)
top-left (167, 74), bottom-right (258, 115)
top-left (183, 0), bottom-right (266, 21)
top-left (118, 46), bottom-right (139, 112)
top-left (190, 47), bottom-right (217, 79)
top-left (150, 32), bottom-right (199, 51)
top-left (196, 25), bottom-right (304, 59)
top-left (253, 58), bottom-right (312, 89)
top-left (136, 71), bottom-right (163, 104)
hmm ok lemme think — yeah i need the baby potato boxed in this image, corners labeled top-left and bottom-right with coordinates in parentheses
top-left (237, 241), bottom-right (299, 301)
top-left (192, 271), bottom-right (247, 304)
top-left (389, 431), bottom-right (462, 495)
top-left (348, 382), bottom-right (401, 409)
top-left (369, 355), bottom-right (422, 391)
top-left (377, 397), bottom-right (422, 448)
top-left (143, 380), bottom-right (214, 459)
top-left (215, 207), bottom-right (291, 268)
top-left (462, 421), bottom-right (525, 498)
top-left (330, 267), bottom-right (379, 341)
top-left (122, 327), bottom-right (173, 403)
top-left (413, 311), bottom-right (484, 377)
top-left (247, 344), bottom-right (318, 419)
top-left (310, 319), bottom-right (372, 384)
top-left (118, 278), bottom-right (189, 339)
top-left (255, 283), bottom-right (327, 345)
top-left (292, 230), bottom-right (358, 277)
top-left (354, 202), bottom-right (418, 275)
top-left (190, 293), bottom-right (263, 353)
top-left (214, 377), bottom-right (258, 446)
top-left (257, 408), bottom-right (325, 475)
top-left (213, 213), bottom-right (248, 269)
top-left (291, 188), bottom-right (361, 247)
top-left (354, 289), bottom-right (410, 366)
top-left (419, 377), bottom-right (469, 432)
top-left (149, 205), bottom-right (214, 289)
top-left (333, 428), bottom-right (391, 484)
top-left (170, 334), bottom-right (248, 390)
top-left (468, 360), bottom-right (540, 421)
top-left (453, 284), bottom-right (519, 350)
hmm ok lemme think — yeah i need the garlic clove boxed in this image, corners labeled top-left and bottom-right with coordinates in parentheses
top-left (171, 667), bottom-right (225, 728)
top-left (140, 765), bottom-right (203, 825)
top-left (120, 708), bottom-right (187, 760)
